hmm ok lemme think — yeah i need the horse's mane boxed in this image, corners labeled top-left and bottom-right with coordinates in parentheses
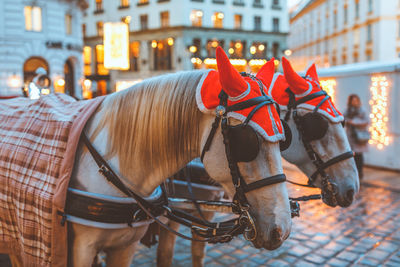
top-left (95, 71), bottom-right (206, 178)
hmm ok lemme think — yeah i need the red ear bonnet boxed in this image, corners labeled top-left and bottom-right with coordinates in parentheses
top-left (282, 57), bottom-right (310, 95)
top-left (216, 46), bottom-right (248, 98)
top-left (256, 57), bottom-right (275, 87)
top-left (196, 47), bottom-right (285, 142)
top-left (306, 63), bottom-right (319, 81)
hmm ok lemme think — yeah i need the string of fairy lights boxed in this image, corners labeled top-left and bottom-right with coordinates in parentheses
top-left (369, 76), bottom-right (390, 150)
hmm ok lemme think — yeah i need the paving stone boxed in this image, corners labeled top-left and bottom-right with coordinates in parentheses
top-left (378, 241), bottom-right (399, 253)
top-left (326, 258), bottom-right (351, 267)
top-left (288, 245), bottom-right (312, 257)
top-left (365, 249), bottom-right (391, 261)
top-left (293, 260), bottom-right (319, 267)
top-left (336, 250), bottom-right (361, 263)
top-left (358, 257), bottom-right (381, 266)
top-left (335, 236), bottom-right (354, 245)
top-left (304, 254), bottom-right (326, 264)
top-left (315, 248), bottom-right (337, 258)
top-left (266, 259), bottom-right (290, 267)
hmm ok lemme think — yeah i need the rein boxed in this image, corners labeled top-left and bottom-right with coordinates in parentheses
top-left (283, 82), bottom-right (355, 203)
top-left (71, 74), bottom-right (288, 243)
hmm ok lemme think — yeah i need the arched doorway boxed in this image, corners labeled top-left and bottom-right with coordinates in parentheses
top-left (64, 59), bottom-right (75, 97)
top-left (23, 57), bottom-right (49, 84)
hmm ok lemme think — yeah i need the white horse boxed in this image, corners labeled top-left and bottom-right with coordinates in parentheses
top-left (67, 48), bottom-right (291, 266)
top-left (157, 57), bottom-right (360, 267)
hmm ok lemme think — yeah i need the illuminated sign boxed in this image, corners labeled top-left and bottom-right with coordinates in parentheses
top-left (104, 22), bottom-right (130, 70)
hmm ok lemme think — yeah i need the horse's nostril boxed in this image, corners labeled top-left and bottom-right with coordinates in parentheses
top-left (346, 189), bottom-right (354, 202)
top-left (270, 227), bottom-right (283, 242)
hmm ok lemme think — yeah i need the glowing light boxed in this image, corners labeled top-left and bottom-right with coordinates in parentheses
top-left (158, 42), bottom-right (164, 49)
top-left (284, 49), bottom-right (293, 56)
top-left (191, 57), bottom-right (202, 65)
top-left (151, 40), bottom-right (157, 48)
top-left (258, 44), bottom-right (265, 51)
top-left (56, 78), bottom-right (65, 87)
top-left (211, 41), bottom-right (219, 48)
top-left (230, 59), bottom-right (247, 66)
top-left (320, 79), bottom-right (336, 103)
top-left (167, 37), bottom-right (174, 46)
top-left (189, 45), bottom-right (197, 53)
top-left (83, 79), bottom-right (92, 89)
top-left (103, 22), bottom-right (130, 70)
top-left (235, 42), bottom-right (242, 49)
top-left (249, 59), bottom-right (267, 66)
top-left (7, 74), bottom-right (22, 88)
top-left (204, 58), bottom-right (217, 65)
top-left (274, 59), bottom-right (280, 66)
top-left (250, 46), bottom-right (256, 55)
top-left (41, 88), bottom-right (50, 95)
top-left (217, 12), bottom-right (224, 19)
top-left (228, 48), bottom-right (234, 54)
top-left (369, 76), bottom-right (390, 149)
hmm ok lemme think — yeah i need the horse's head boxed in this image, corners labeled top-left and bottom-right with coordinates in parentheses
top-left (258, 57), bottom-right (359, 208)
top-left (197, 47), bottom-right (291, 250)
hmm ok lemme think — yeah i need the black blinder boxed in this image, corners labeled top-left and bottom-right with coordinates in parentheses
top-left (228, 124), bottom-right (260, 162)
top-left (298, 112), bottom-right (329, 142)
top-left (279, 120), bottom-right (292, 152)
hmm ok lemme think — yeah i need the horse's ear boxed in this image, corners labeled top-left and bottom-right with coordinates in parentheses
top-left (256, 57), bottom-right (275, 88)
top-left (282, 57), bottom-right (309, 94)
top-left (216, 46), bottom-right (248, 97)
top-left (306, 63), bottom-right (319, 82)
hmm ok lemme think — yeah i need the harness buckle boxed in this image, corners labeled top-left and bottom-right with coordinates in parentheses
top-left (239, 209), bottom-right (257, 241)
top-left (215, 105), bottom-right (226, 117)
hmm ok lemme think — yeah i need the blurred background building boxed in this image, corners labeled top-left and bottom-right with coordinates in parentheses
top-left (288, 0), bottom-right (400, 71)
top-left (0, 0), bottom-right (87, 97)
top-left (82, 0), bottom-right (289, 94)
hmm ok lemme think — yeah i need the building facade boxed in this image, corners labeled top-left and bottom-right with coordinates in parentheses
top-left (288, 0), bottom-right (400, 71)
top-left (0, 0), bottom-right (87, 97)
top-left (82, 0), bottom-right (289, 94)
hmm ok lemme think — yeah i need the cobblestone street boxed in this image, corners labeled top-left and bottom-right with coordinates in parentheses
top-left (132, 164), bottom-right (400, 267)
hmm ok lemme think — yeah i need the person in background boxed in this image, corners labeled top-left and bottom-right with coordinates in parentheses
top-left (344, 94), bottom-right (370, 180)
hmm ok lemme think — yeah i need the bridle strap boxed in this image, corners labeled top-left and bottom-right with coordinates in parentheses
top-left (243, 174), bottom-right (286, 193)
top-left (310, 151), bottom-right (355, 182)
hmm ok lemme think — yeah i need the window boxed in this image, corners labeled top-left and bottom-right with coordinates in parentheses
top-left (368, 0), bottom-right (373, 13)
top-left (140, 15), bottom-right (148, 30)
top-left (398, 20), bottom-right (400, 38)
top-left (234, 14), bottom-right (242, 29)
top-left (24, 6), bottom-right (42, 32)
top-left (82, 23), bottom-right (86, 37)
top-left (229, 41), bottom-right (245, 58)
top-left (212, 12), bottom-right (224, 28)
top-left (273, 18), bottom-right (280, 32)
top-left (138, 0), bottom-right (149, 4)
top-left (355, 1), bottom-right (360, 19)
top-left (249, 42), bottom-right (266, 58)
top-left (366, 51), bottom-right (372, 61)
top-left (95, 0), bottom-right (103, 12)
top-left (190, 10), bottom-right (203, 27)
top-left (354, 29), bottom-right (360, 45)
top-left (160, 11), bottom-right (169, 28)
top-left (130, 41), bottom-right (140, 71)
top-left (272, 42), bottom-right (280, 58)
top-left (83, 46), bottom-right (92, 76)
top-left (95, 45), bottom-right (109, 75)
top-left (65, 14), bottom-right (72, 35)
top-left (333, 11), bottom-right (337, 29)
top-left (273, 0), bottom-right (279, 5)
top-left (254, 16), bottom-right (261, 31)
top-left (120, 0), bottom-right (130, 7)
top-left (96, 21), bottom-right (103, 36)
top-left (344, 6), bottom-right (348, 24)
top-left (206, 40), bottom-right (224, 57)
top-left (253, 0), bottom-right (263, 7)
top-left (367, 24), bottom-right (372, 42)
top-left (153, 40), bottom-right (172, 71)
top-left (191, 38), bottom-right (201, 57)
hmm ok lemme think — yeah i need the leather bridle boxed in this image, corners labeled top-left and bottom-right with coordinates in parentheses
top-left (283, 82), bottom-right (354, 204)
top-left (77, 75), bottom-right (288, 243)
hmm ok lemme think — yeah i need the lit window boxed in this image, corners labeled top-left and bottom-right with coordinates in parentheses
top-left (96, 45), bottom-right (109, 75)
top-left (97, 21), bottom-right (103, 36)
top-left (83, 46), bottom-right (92, 76)
top-left (95, 0), bottom-right (103, 11)
top-left (160, 11), bottom-right (169, 28)
top-left (138, 0), bottom-right (149, 4)
top-left (234, 14), bottom-right (242, 29)
top-left (82, 23), bottom-right (86, 37)
top-left (120, 0), bottom-right (130, 7)
top-left (130, 41), bottom-right (140, 71)
top-left (65, 14), bottom-right (72, 35)
top-left (24, 6), bottom-right (42, 32)
top-left (212, 12), bottom-right (224, 28)
top-left (191, 10), bottom-right (203, 27)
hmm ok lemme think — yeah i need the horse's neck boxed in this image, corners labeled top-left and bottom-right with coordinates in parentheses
top-left (72, 101), bottom-right (204, 197)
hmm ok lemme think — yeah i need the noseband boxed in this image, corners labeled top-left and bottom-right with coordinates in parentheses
top-left (284, 81), bottom-right (354, 204)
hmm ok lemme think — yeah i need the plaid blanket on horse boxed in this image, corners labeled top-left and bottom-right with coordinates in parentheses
top-left (0, 94), bottom-right (104, 266)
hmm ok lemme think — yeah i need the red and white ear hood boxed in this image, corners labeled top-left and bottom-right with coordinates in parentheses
top-left (260, 58), bottom-right (343, 123)
top-left (195, 47), bottom-right (285, 142)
